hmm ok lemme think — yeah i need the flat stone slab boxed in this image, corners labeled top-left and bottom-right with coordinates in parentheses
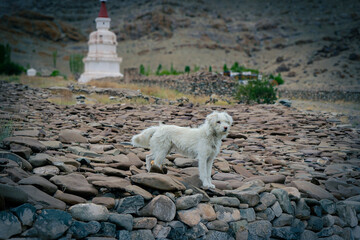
top-left (292, 181), bottom-right (335, 200)
top-left (131, 173), bottom-right (186, 191)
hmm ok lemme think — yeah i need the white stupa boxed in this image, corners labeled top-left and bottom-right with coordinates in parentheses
top-left (78, 0), bottom-right (123, 83)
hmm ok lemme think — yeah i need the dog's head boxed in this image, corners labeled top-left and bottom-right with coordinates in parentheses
top-left (206, 111), bottom-right (233, 137)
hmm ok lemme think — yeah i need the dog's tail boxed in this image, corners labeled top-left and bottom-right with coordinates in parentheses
top-left (131, 126), bottom-right (158, 148)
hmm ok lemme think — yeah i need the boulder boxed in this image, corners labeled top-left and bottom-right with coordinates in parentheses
top-left (69, 203), bottom-right (109, 222)
top-left (139, 195), bottom-right (176, 221)
top-left (176, 194), bottom-right (203, 210)
top-left (293, 181), bottom-right (335, 200)
top-left (0, 210), bottom-right (22, 239)
top-left (3, 137), bottom-right (46, 152)
top-left (32, 209), bottom-right (72, 239)
top-left (131, 173), bottom-right (186, 191)
top-left (59, 129), bottom-right (87, 143)
top-left (50, 173), bottom-right (98, 197)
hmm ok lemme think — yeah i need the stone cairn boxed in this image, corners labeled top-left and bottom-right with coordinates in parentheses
top-left (0, 81), bottom-right (359, 240)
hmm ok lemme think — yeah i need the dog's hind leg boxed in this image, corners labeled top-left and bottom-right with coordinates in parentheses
top-left (145, 153), bottom-right (153, 172)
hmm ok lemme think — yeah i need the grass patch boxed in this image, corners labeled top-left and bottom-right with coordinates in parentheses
top-left (3, 75), bottom-right (76, 88)
top-left (0, 120), bottom-right (13, 147)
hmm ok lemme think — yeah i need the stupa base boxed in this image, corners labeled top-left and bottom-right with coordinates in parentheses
top-left (78, 72), bottom-right (123, 84)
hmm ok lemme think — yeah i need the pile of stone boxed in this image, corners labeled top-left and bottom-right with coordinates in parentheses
top-left (0, 81), bottom-right (359, 239)
top-left (128, 72), bottom-right (237, 96)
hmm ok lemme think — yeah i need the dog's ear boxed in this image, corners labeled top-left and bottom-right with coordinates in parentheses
top-left (225, 112), bottom-right (233, 125)
top-left (206, 111), bottom-right (219, 126)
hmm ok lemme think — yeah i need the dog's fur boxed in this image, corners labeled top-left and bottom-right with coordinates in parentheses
top-left (131, 111), bottom-right (233, 188)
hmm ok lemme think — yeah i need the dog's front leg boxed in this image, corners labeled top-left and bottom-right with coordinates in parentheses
top-left (198, 155), bottom-right (214, 188)
top-left (206, 157), bottom-right (215, 189)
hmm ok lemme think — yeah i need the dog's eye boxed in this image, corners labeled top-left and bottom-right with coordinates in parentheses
top-left (217, 121), bottom-right (221, 124)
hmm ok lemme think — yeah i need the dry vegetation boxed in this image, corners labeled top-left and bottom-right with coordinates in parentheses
top-left (2, 75), bottom-right (231, 106)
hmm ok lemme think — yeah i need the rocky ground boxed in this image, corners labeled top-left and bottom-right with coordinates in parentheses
top-left (0, 80), bottom-right (360, 239)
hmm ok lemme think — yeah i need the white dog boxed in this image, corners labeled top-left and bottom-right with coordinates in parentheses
top-left (131, 111), bottom-right (233, 188)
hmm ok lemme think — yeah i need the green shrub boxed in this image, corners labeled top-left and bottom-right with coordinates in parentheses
top-left (0, 44), bottom-right (25, 75)
top-left (69, 54), bottom-right (84, 78)
top-left (52, 50), bottom-right (58, 68)
top-left (0, 62), bottom-right (25, 75)
top-left (223, 64), bottom-right (229, 72)
top-left (193, 65), bottom-right (200, 72)
top-left (50, 70), bottom-right (67, 80)
top-left (209, 66), bottom-right (212, 72)
top-left (230, 61), bottom-right (259, 74)
top-left (273, 73), bottom-right (284, 85)
top-left (184, 65), bottom-right (190, 74)
top-left (139, 64), bottom-right (145, 75)
top-left (235, 79), bottom-right (277, 104)
top-left (156, 64), bottom-right (162, 75)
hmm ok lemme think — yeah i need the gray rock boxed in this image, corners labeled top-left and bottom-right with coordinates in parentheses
top-left (271, 226), bottom-right (302, 240)
top-left (59, 129), bottom-right (87, 143)
top-left (174, 157), bottom-right (197, 167)
top-left (18, 175), bottom-right (58, 195)
top-left (271, 188), bottom-right (294, 214)
top-left (0, 210), bottom-right (22, 239)
top-left (39, 140), bottom-right (62, 150)
top-left (272, 213), bottom-right (294, 227)
top-left (131, 173), bottom-right (186, 191)
top-left (247, 220), bottom-right (272, 240)
top-left (207, 220), bottom-right (229, 232)
top-left (0, 183), bottom-right (28, 205)
top-left (340, 200), bottom-right (360, 213)
top-left (118, 230), bottom-right (131, 240)
top-left (116, 195), bottom-right (144, 214)
top-left (322, 214), bottom-right (335, 227)
top-left (168, 221), bottom-right (187, 240)
top-left (300, 230), bottom-right (318, 240)
top-left (214, 204), bottom-right (241, 222)
top-left (69, 203), bottom-right (109, 221)
top-left (352, 226), bottom-right (360, 240)
top-left (271, 201), bottom-right (283, 217)
top-left (50, 173), bottom-right (98, 198)
top-left (18, 185), bottom-right (66, 210)
top-left (33, 165), bottom-right (59, 177)
top-left (259, 192), bottom-right (277, 207)
top-left (240, 208), bottom-right (255, 222)
top-left (224, 190), bottom-right (260, 207)
top-left (3, 136), bottom-right (46, 152)
top-left (140, 195), bottom-right (176, 221)
top-left (210, 197), bottom-right (240, 207)
top-left (176, 194), bottom-right (203, 210)
top-left (152, 224), bottom-right (171, 239)
top-left (296, 198), bottom-right (311, 219)
top-left (306, 216), bottom-right (323, 232)
top-left (108, 213), bottom-right (133, 231)
top-left (187, 222), bottom-right (207, 239)
top-left (29, 153), bottom-right (50, 167)
top-left (133, 217), bottom-right (157, 229)
top-left (336, 203), bottom-right (357, 227)
top-left (256, 207), bottom-right (275, 221)
top-left (317, 227), bottom-right (334, 237)
top-left (293, 180), bottom-right (335, 200)
top-left (69, 220), bottom-right (101, 239)
top-left (11, 203), bottom-right (36, 226)
top-left (131, 229), bottom-right (155, 240)
top-left (320, 199), bottom-right (336, 214)
top-left (33, 209), bottom-right (72, 239)
top-left (206, 230), bottom-right (235, 240)
top-left (0, 151), bottom-right (32, 171)
top-left (96, 222), bottom-right (116, 237)
top-left (67, 146), bottom-right (100, 157)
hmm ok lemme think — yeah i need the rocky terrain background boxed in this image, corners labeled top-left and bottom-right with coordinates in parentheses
top-left (0, 0), bottom-right (359, 93)
top-left (0, 80), bottom-right (359, 239)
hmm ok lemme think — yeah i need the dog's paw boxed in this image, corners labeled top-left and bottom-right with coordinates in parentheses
top-left (202, 183), bottom-right (215, 189)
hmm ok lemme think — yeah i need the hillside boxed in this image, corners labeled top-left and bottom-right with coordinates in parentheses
top-left (0, 0), bottom-right (359, 92)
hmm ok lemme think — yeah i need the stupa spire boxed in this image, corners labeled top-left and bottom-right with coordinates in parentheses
top-left (98, 0), bottom-right (109, 18)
